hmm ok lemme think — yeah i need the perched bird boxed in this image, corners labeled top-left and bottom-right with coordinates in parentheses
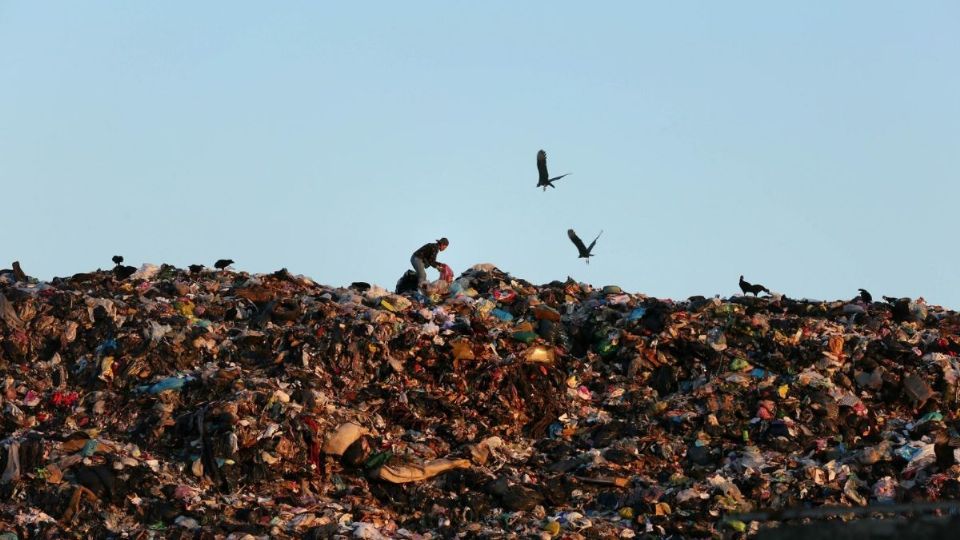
top-left (214, 259), bottom-right (234, 271)
top-left (858, 288), bottom-right (872, 304)
top-left (113, 265), bottom-right (137, 280)
top-left (188, 264), bottom-right (204, 274)
top-left (739, 275), bottom-right (770, 296)
top-left (536, 150), bottom-right (570, 191)
top-left (112, 255), bottom-right (124, 266)
top-left (567, 229), bottom-right (602, 263)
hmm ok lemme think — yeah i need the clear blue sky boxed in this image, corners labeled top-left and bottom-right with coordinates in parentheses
top-left (2, 2), bottom-right (958, 307)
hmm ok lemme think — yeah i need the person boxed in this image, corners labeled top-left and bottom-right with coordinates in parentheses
top-left (411, 237), bottom-right (449, 290)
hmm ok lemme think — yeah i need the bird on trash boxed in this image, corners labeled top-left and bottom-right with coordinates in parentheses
top-left (858, 288), bottom-right (873, 304)
top-left (188, 264), bottom-right (204, 274)
top-left (739, 275), bottom-right (770, 296)
top-left (536, 150), bottom-right (570, 191)
top-left (214, 259), bottom-right (234, 271)
top-left (567, 229), bottom-right (602, 263)
top-left (111, 255), bottom-right (123, 266)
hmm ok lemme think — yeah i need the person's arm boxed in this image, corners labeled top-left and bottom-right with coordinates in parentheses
top-left (424, 245), bottom-right (441, 269)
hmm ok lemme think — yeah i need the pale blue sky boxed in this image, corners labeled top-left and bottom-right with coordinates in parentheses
top-left (1, 3), bottom-right (958, 306)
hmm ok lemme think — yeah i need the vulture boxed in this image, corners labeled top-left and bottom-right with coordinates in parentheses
top-left (536, 150), bottom-right (570, 191)
top-left (567, 229), bottom-right (602, 263)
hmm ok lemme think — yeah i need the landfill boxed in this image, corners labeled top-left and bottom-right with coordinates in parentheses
top-left (1, 262), bottom-right (959, 538)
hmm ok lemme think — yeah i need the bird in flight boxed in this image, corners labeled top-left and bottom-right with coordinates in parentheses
top-left (858, 288), bottom-right (872, 304)
top-left (738, 275), bottom-right (770, 296)
top-left (567, 229), bottom-right (602, 263)
top-left (537, 150), bottom-right (570, 191)
top-left (214, 259), bottom-right (234, 271)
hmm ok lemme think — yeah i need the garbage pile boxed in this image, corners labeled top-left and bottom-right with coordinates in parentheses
top-left (1, 262), bottom-right (959, 538)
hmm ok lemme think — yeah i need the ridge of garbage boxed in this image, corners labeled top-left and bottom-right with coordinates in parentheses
top-left (1, 263), bottom-right (959, 538)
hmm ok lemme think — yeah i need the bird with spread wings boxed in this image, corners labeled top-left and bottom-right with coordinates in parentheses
top-left (567, 229), bottom-right (602, 263)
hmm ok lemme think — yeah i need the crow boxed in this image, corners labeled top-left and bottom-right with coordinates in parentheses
top-left (739, 275), bottom-right (770, 296)
top-left (536, 150), bottom-right (570, 191)
top-left (858, 288), bottom-right (872, 304)
top-left (112, 255), bottom-right (123, 266)
top-left (214, 259), bottom-right (234, 271)
top-left (567, 229), bottom-right (602, 263)
top-left (188, 264), bottom-right (204, 274)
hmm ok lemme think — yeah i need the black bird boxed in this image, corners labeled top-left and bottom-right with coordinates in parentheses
top-left (567, 229), bottom-right (602, 263)
top-left (858, 288), bottom-right (872, 304)
top-left (214, 259), bottom-right (234, 271)
top-left (536, 150), bottom-right (570, 191)
top-left (739, 275), bottom-right (770, 296)
top-left (188, 264), bottom-right (204, 274)
top-left (113, 265), bottom-right (137, 280)
top-left (112, 255), bottom-right (123, 265)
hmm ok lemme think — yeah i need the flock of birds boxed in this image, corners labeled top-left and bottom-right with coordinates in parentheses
top-left (92, 254), bottom-right (892, 309)
top-left (544, 150), bottom-right (883, 303)
top-left (110, 255), bottom-right (233, 280)
top-left (105, 253), bottom-right (887, 309)
top-left (738, 274), bottom-right (878, 306)
top-left (95, 151), bottom-right (887, 304)
top-left (537, 149), bottom-right (604, 264)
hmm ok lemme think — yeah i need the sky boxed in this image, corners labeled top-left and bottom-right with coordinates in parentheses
top-left (1, 2), bottom-right (958, 307)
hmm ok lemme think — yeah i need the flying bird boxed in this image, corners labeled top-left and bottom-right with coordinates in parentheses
top-left (567, 229), bottom-right (602, 263)
top-left (739, 275), bottom-right (770, 296)
top-left (858, 288), bottom-right (872, 304)
top-left (112, 255), bottom-right (123, 265)
top-left (214, 259), bottom-right (234, 271)
top-left (536, 150), bottom-right (570, 191)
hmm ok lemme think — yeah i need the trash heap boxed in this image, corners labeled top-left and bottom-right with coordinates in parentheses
top-left (1, 263), bottom-right (959, 539)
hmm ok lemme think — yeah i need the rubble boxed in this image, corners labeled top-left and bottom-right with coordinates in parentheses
top-left (1, 262), bottom-right (959, 537)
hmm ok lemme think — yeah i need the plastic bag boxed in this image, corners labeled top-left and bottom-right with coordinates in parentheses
top-left (438, 263), bottom-right (454, 282)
